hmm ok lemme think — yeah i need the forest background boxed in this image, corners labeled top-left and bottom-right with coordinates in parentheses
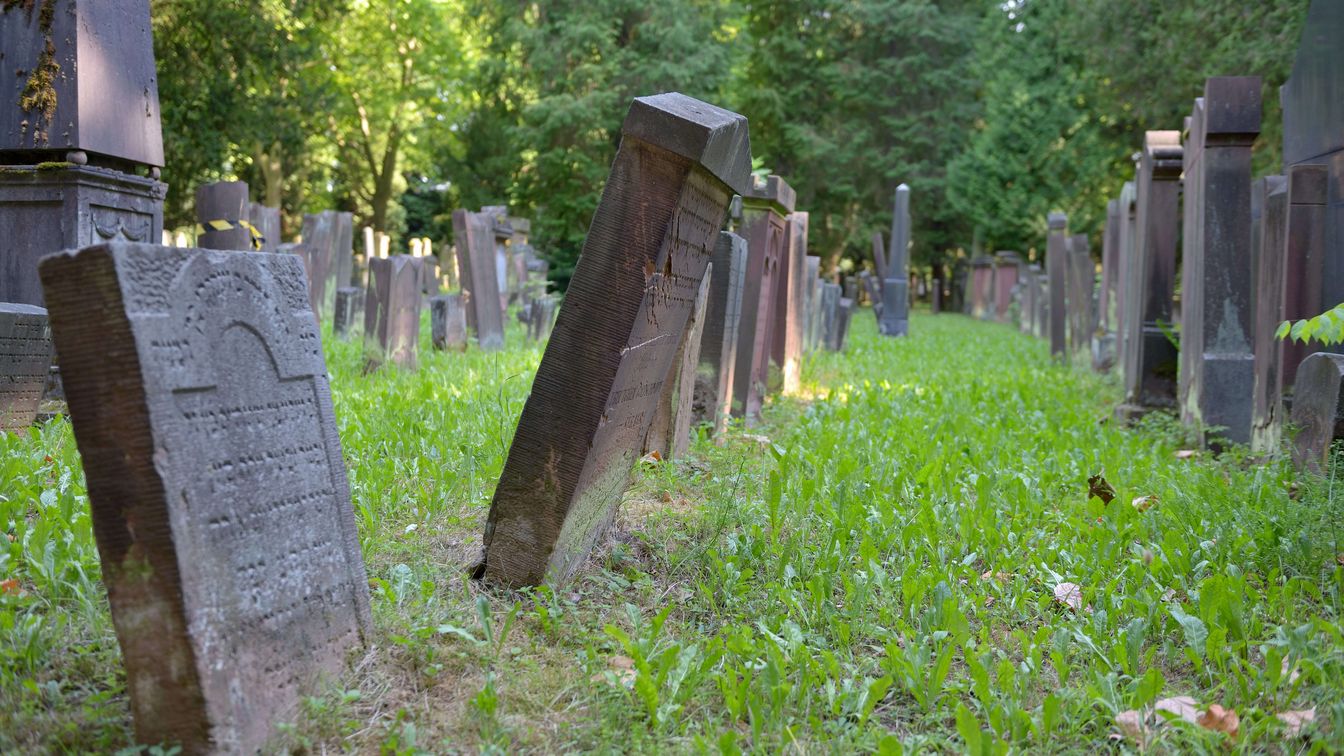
top-left (154, 0), bottom-right (1308, 289)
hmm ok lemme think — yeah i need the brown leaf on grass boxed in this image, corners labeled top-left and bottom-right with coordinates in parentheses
top-left (1131, 494), bottom-right (1158, 512)
top-left (1053, 582), bottom-right (1083, 611)
top-left (1281, 657), bottom-right (1301, 684)
top-left (1115, 710), bottom-right (1146, 743)
top-left (1087, 474), bottom-right (1117, 504)
top-left (639, 451), bottom-right (663, 464)
top-left (0, 578), bottom-right (19, 596)
top-left (980, 570), bottom-right (1012, 582)
top-left (1336, 553), bottom-right (1344, 566)
top-left (593, 655), bottom-right (637, 688)
top-left (1175, 450), bottom-right (1198, 460)
top-left (1197, 704), bottom-right (1239, 737)
top-left (1276, 708), bottom-right (1315, 738)
top-left (1154, 696), bottom-right (1201, 724)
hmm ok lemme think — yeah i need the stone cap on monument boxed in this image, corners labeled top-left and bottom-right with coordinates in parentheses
top-left (1288, 163), bottom-right (1328, 205)
top-left (1145, 131), bottom-right (1185, 178)
top-left (744, 174), bottom-right (797, 215)
top-left (622, 92), bottom-right (752, 196)
top-left (1047, 212), bottom-right (1068, 231)
top-left (970, 254), bottom-right (994, 268)
top-left (1202, 77), bottom-right (1262, 139)
top-left (994, 251), bottom-right (1023, 266)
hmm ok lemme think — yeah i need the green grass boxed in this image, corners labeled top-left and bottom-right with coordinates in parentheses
top-left (2, 309), bottom-right (1342, 753)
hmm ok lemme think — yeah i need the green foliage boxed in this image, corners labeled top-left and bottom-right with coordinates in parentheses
top-left (1279, 303), bottom-right (1344, 346)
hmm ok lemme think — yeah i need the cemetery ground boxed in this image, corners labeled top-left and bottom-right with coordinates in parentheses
top-left (2, 311), bottom-right (1342, 754)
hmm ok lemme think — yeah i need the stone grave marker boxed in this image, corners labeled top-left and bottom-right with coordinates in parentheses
top-left (476, 93), bottom-right (750, 588)
top-left (363, 255), bottom-right (424, 371)
top-left (993, 251), bottom-right (1021, 324)
top-left (1067, 235), bottom-right (1094, 354)
top-left (646, 271), bottom-right (712, 460)
top-left (1178, 78), bottom-right (1261, 444)
top-left (871, 232), bottom-right (888, 283)
top-left (1093, 198), bottom-right (1122, 371)
top-left (1250, 177), bottom-right (1289, 452)
top-left (453, 209), bottom-right (505, 350)
top-left (1291, 353), bottom-right (1344, 473)
top-left (861, 271), bottom-right (884, 326)
top-left (804, 255), bottom-right (822, 352)
top-left (969, 254), bottom-right (994, 320)
top-left (431, 293), bottom-right (468, 352)
top-left (195, 182), bottom-right (253, 251)
top-left (1281, 165), bottom-right (1329, 394)
top-left (38, 242), bottom-right (371, 753)
top-left (882, 183), bottom-right (911, 336)
top-left (1046, 213), bottom-right (1068, 358)
top-left (0, 303), bottom-right (53, 433)
top-left (522, 296), bottom-right (558, 342)
top-left (249, 202), bottom-right (282, 253)
top-left (843, 275), bottom-right (858, 303)
top-left (773, 212), bottom-right (807, 393)
top-left (333, 287), bottom-right (364, 339)
top-left (697, 232), bottom-right (747, 435)
top-left (733, 174), bottom-right (794, 421)
top-left (819, 282), bottom-right (840, 352)
top-left (1020, 264), bottom-right (1039, 335)
top-left (335, 212), bottom-right (355, 289)
top-left (830, 297), bottom-right (854, 351)
top-left (297, 211), bottom-right (343, 321)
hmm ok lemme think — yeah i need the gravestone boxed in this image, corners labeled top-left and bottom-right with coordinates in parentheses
top-left (830, 297), bottom-right (854, 351)
top-left (733, 174), bottom-right (794, 421)
top-left (1117, 132), bottom-right (1183, 418)
top-left (1290, 353), bottom-right (1344, 473)
top-left (1093, 198), bottom-right (1122, 371)
top-left (993, 252), bottom-right (1021, 324)
top-left (431, 293), bottom-right (468, 352)
top-left (1177, 78), bottom-right (1261, 444)
top-left (481, 206), bottom-right (514, 313)
top-left (0, 303), bottom-right (53, 432)
top-left (1113, 180), bottom-right (1138, 378)
top-left (1046, 213), bottom-right (1068, 358)
top-left (363, 255), bottom-right (424, 371)
top-left (1066, 235), bottom-right (1094, 354)
top-left (969, 254), bottom-right (994, 320)
top-left (804, 256), bottom-right (822, 352)
top-left (861, 271), bottom-right (883, 325)
top-left (1250, 177), bottom-right (1288, 452)
top-left (522, 296), bottom-right (557, 342)
top-left (297, 211), bottom-right (344, 321)
top-left (38, 242), bottom-right (371, 753)
top-left (843, 275), bottom-right (859, 303)
top-left (333, 287), bottom-right (364, 339)
top-left (695, 231), bottom-right (746, 435)
top-left (1034, 271), bottom-right (1049, 340)
top-left (335, 212), bottom-right (355, 289)
top-left (773, 212), bottom-right (807, 393)
top-left (871, 232), bottom-right (888, 283)
top-left (819, 282), bottom-right (841, 352)
top-left (453, 209), bottom-right (505, 350)
top-left (1020, 264), bottom-right (1039, 335)
top-left (882, 183), bottom-right (912, 336)
top-left (477, 93), bottom-right (750, 588)
top-left (249, 202), bottom-right (282, 253)
top-left (646, 272), bottom-right (712, 460)
top-left (1281, 165), bottom-right (1329, 394)
top-left (196, 182), bottom-right (253, 251)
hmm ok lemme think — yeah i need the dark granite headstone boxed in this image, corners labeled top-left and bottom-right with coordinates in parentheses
top-left (1290, 353), bottom-right (1344, 473)
top-left (196, 182), bottom-right (253, 251)
top-left (871, 232), bottom-right (888, 283)
top-left (0, 303), bottom-right (52, 432)
top-left (453, 209), bottom-right (505, 350)
top-left (831, 297), bottom-right (854, 351)
top-left (363, 255), bottom-right (423, 371)
top-left (646, 271), bottom-right (711, 460)
top-left (477, 93), bottom-right (750, 588)
top-left (38, 243), bottom-right (370, 753)
top-left (249, 202), bottom-right (282, 253)
top-left (696, 231), bottom-right (746, 435)
top-left (1046, 213), bottom-right (1068, 358)
top-left (333, 287), bottom-right (364, 339)
top-left (819, 282), bottom-right (841, 352)
top-left (523, 295), bottom-right (557, 342)
top-left (1178, 78), bottom-right (1261, 444)
top-left (861, 271), bottom-right (884, 329)
top-left (843, 275), bottom-right (858, 303)
top-left (1281, 165), bottom-right (1330, 393)
top-left (733, 174), bottom-right (794, 421)
top-left (773, 212), bottom-right (807, 392)
top-left (1066, 235), bottom-right (1094, 354)
top-left (335, 212), bottom-right (355, 289)
top-left (431, 293), bottom-right (468, 352)
top-left (883, 183), bottom-right (911, 335)
top-left (1250, 177), bottom-right (1289, 452)
top-left (1117, 132), bottom-right (1182, 417)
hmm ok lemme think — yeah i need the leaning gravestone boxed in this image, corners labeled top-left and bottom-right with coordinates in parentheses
top-left (453, 209), bottom-right (505, 350)
top-left (364, 255), bottom-right (424, 371)
top-left (861, 271), bottom-right (884, 325)
top-left (773, 212), bottom-right (807, 394)
top-left (1290, 353), bottom-right (1344, 473)
top-left (871, 232), bottom-right (888, 283)
top-left (733, 174), bottom-right (794, 421)
top-left (297, 211), bottom-right (341, 320)
top-left (476, 93), bottom-right (750, 588)
top-left (992, 251), bottom-right (1021, 324)
top-left (333, 287), bottom-right (364, 339)
top-left (431, 294), bottom-right (469, 352)
top-left (0, 303), bottom-right (53, 432)
top-left (195, 182), bottom-right (253, 251)
top-left (696, 232), bottom-right (747, 435)
top-left (646, 272), bottom-right (712, 460)
top-left (1178, 77), bottom-right (1261, 444)
top-left (38, 243), bottom-right (371, 753)
top-left (1046, 213), bottom-right (1068, 358)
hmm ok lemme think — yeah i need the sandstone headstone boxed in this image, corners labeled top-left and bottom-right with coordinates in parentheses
top-left (992, 251), bottom-right (1021, 324)
top-left (1046, 213), bottom-right (1068, 358)
top-left (38, 242), bottom-right (370, 753)
top-left (363, 255), bottom-right (424, 370)
top-left (196, 182), bottom-right (253, 251)
top-left (1290, 353), bottom-right (1344, 473)
top-left (733, 174), bottom-right (794, 421)
top-left (335, 212), bottom-right (355, 289)
top-left (477, 93), bottom-right (750, 588)
top-left (831, 297), bottom-right (854, 351)
top-left (1250, 176), bottom-right (1288, 452)
top-left (296, 211), bottom-right (342, 320)
top-left (819, 282), bottom-right (841, 352)
top-left (969, 254), bottom-right (994, 320)
top-left (773, 212), bottom-right (807, 393)
top-left (696, 232), bottom-right (746, 435)
top-left (646, 271), bottom-right (712, 460)
top-left (333, 287), bottom-right (364, 339)
top-left (453, 209), bottom-right (505, 350)
top-left (0, 303), bottom-right (52, 432)
top-left (1067, 235), bottom-right (1094, 354)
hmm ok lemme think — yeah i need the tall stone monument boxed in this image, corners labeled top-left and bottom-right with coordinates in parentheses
top-left (733, 174), bottom-right (794, 421)
top-left (475, 93), bottom-right (750, 588)
top-left (1290, 353), bottom-right (1344, 473)
top-left (882, 183), bottom-right (912, 336)
top-left (1046, 212), bottom-right (1068, 359)
top-left (39, 243), bottom-right (371, 753)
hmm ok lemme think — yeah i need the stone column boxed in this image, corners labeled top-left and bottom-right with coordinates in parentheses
top-left (1046, 212), bottom-right (1068, 359)
top-left (882, 183), bottom-right (911, 336)
top-left (195, 181), bottom-right (253, 251)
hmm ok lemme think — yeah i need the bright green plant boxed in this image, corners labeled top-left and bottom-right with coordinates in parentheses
top-left (1279, 302), bottom-right (1344, 345)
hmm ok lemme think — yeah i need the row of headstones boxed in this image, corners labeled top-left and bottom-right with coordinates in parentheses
top-left (0, 91), bottom-right (853, 751)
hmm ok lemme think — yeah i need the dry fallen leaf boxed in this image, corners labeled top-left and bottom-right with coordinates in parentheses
top-left (593, 655), bottom-right (637, 688)
top-left (983, 595), bottom-right (996, 608)
top-left (1276, 708), bottom-right (1315, 738)
top-left (1175, 450), bottom-right (1198, 460)
top-left (1154, 696), bottom-right (1201, 724)
top-left (980, 570), bottom-right (1012, 582)
top-left (0, 578), bottom-right (19, 596)
top-left (1131, 494), bottom-right (1158, 512)
top-left (1087, 473), bottom-right (1117, 504)
top-left (1197, 704), bottom-right (1239, 737)
top-left (1281, 657), bottom-right (1301, 684)
top-left (1053, 582), bottom-right (1083, 611)
top-left (1115, 710), bottom-right (1146, 743)
top-left (1336, 553), bottom-right (1344, 566)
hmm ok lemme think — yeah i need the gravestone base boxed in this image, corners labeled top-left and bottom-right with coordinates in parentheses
top-left (1290, 353), bottom-right (1344, 473)
top-left (880, 279), bottom-right (909, 337)
top-left (1200, 355), bottom-right (1256, 445)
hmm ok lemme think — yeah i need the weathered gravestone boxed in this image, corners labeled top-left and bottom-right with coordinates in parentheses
top-left (363, 255), bottom-right (423, 371)
top-left (1067, 236), bottom-right (1094, 355)
top-left (0, 303), bottom-right (53, 432)
top-left (1046, 213), bottom-right (1069, 359)
top-left (1290, 353), bottom-right (1344, 473)
top-left (1034, 270), bottom-right (1049, 340)
top-left (296, 211), bottom-right (343, 321)
top-left (819, 282), bottom-right (840, 352)
top-left (431, 293), bottom-right (468, 352)
top-left (1250, 176), bottom-right (1289, 452)
top-left (733, 175), bottom-right (794, 421)
top-left (475, 93), bottom-right (750, 588)
top-left (38, 243), bottom-right (371, 753)
top-left (773, 212), bottom-right (807, 393)
top-left (249, 202), bottom-right (282, 253)
top-left (804, 256), bottom-right (822, 352)
top-left (1280, 165), bottom-right (1329, 396)
top-left (830, 297), bottom-right (854, 352)
top-left (1117, 132), bottom-right (1183, 419)
top-left (969, 254), bottom-right (994, 320)
top-left (882, 183), bottom-right (912, 336)
top-left (1177, 78), bottom-right (1261, 444)
top-left (861, 271), bottom-right (884, 326)
top-left (1093, 198), bottom-right (1122, 371)
top-left (1113, 180), bottom-right (1138, 377)
top-left (871, 232), bottom-right (888, 283)
top-left (843, 275), bottom-right (859, 303)
top-left (646, 272), bottom-right (712, 460)
top-left (695, 231), bottom-right (746, 436)
top-left (335, 212), bottom-right (355, 290)
top-left (196, 182), bottom-right (253, 251)
top-left (1020, 264), bottom-right (1039, 335)
top-left (453, 209), bottom-right (505, 350)
top-left (993, 252), bottom-right (1021, 324)
top-left (333, 287), bottom-right (364, 339)
top-left (522, 296), bottom-right (557, 342)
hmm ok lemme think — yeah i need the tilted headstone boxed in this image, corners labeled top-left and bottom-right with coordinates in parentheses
top-left (1046, 213), bottom-right (1068, 358)
top-left (452, 209), bottom-right (505, 350)
top-left (1118, 132), bottom-right (1182, 418)
top-left (297, 211), bottom-right (345, 321)
top-left (992, 252), bottom-right (1021, 324)
top-left (1066, 235), bottom-right (1094, 354)
top-left (476, 93), bottom-right (750, 588)
top-left (969, 254), bottom-right (994, 320)
top-left (871, 232), bottom-right (888, 283)
top-left (363, 255), bottom-right (423, 371)
top-left (695, 232), bottom-right (747, 435)
top-left (646, 271), bottom-right (712, 460)
top-left (773, 212), bottom-right (807, 393)
top-left (861, 271), bottom-right (884, 325)
top-left (1177, 78), bottom-right (1261, 444)
top-left (1290, 353), bottom-right (1344, 473)
top-left (1250, 176), bottom-right (1288, 452)
top-left (430, 293), bottom-right (468, 352)
top-left (335, 212), bottom-right (355, 289)
top-left (804, 256), bottom-right (822, 352)
top-left (522, 296), bottom-right (557, 342)
top-left (882, 183), bottom-right (912, 336)
top-left (0, 303), bottom-right (52, 432)
top-left (196, 182), bottom-right (253, 251)
top-left (38, 243), bottom-right (371, 753)
top-left (733, 174), bottom-right (794, 421)
top-left (333, 287), bottom-right (364, 339)
top-left (249, 202), bottom-right (282, 253)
